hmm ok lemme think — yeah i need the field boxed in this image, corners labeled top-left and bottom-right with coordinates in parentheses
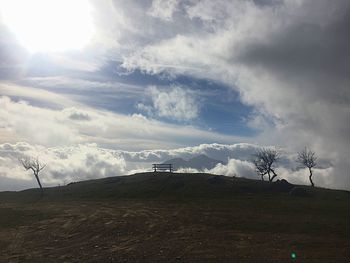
top-left (0, 173), bottom-right (349, 262)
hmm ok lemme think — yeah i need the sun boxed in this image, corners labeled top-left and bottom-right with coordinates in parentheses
top-left (0, 0), bottom-right (94, 53)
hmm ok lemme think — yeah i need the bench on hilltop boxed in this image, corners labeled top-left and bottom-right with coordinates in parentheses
top-left (152, 163), bottom-right (173, 173)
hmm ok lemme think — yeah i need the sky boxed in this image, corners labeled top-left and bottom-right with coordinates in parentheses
top-left (0, 0), bottom-right (349, 191)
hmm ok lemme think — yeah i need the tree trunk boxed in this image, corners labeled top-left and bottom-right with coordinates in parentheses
top-left (34, 173), bottom-right (44, 196)
top-left (270, 169), bottom-right (277, 182)
top-left (267, 171), bottom-right (271, 181)
top-left (308, 168), bottom-right (314, 187)
top-left (261, 174), bottom-right (264, 181)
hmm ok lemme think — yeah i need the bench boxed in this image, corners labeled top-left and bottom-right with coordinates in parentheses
top-left (152, 163), bottom-right (173, 173)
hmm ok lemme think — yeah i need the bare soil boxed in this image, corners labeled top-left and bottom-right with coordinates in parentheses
top-left (0, 198), bottom-right (349, 263)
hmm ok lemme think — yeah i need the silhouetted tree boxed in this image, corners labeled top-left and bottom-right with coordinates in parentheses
top-left (19, 157), bottom-right (46, 196)
top-left (252, 158), bottom-right (267, 181)
top-left (297, 147), bottom-right (317, 187)
top-left (252, 148), bottom-right (279, 182)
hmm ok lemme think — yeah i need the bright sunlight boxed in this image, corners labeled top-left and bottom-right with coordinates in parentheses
top-left (0, 0), bottom-right (94, 53)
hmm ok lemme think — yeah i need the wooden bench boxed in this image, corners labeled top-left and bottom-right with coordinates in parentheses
top-left (152, 163), bottom-right (173, 173)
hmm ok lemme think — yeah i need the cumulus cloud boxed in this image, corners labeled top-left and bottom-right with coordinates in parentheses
top-left (148, 0), bottom-right (180, 21)
top-left (119, 142), bottom-right (333, 187)
top-left (208, 159), bottom-right (255, 178)
top-left (137, 85), bottom-right (199, 121)
top-left (0, 140), bottom-right (335, 191)
top-left (111, 0), bottom-right (350, 190)
top-left (0, 142), bottom-right (126, 190)
top-left (63, 107), bottom-right (91, 121)
top-left (1, 0), bottom-right (349, 190)
top-left (119, 142), bottom-right (259, 163)
top-left (46, 144), bottom-right (126, 184)
top-left (202, 158), bottom-right (333, 187)
top-left (0, 139), bottom-right (336, 190)
top-left (0, 96), bottom-right (80, 146)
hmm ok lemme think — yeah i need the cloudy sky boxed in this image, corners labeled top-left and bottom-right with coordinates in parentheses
top-left (0, 0), bottom-right (349, 191)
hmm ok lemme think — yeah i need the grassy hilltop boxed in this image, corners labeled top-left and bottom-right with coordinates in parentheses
top-left (0, 172), bottom-right (349, 262)
top-left (1, 172), bottom-right (349, 200)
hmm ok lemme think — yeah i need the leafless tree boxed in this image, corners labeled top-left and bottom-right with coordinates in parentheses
top-left (252, 148), bottom-right (279, 182)
top-left (19, 157), bottom-right (46, 196)
top-left (252, 158), bottom-right (267, 181)
top-left (297, 147), bottom-right (317, 187)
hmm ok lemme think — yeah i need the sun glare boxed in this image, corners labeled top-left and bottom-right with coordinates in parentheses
top-left (0, 0), bottom-right (94, 53)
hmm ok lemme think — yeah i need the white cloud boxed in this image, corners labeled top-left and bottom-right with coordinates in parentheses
top-left (114, 0), bottom-right (350, 190)
top-left (117, 142), bottom-right (335, 188)
top-left (0, 96), bottom-right (80, 146)
top-left (0, 141), bottom-right (335, 191)
top-left (185, 0), bottom-right (229, 22)
top-left (62, 107), bottom-right (91, 121)
top-left (208, 159), bottom-right (255, 178)
top-left (0, 82), bottom-right (80, 108)
top-left (138, 85), bottom-right (199, 121)
top-left (148, 0), bottom-right (180, 21)
top-left (0, 96), bottom-right (248, 150)
top-left (1, 0), bottom-right (349, 190)
top-left (206, 159), bottom-right (333, 187)
top-left (46, 144), bottom-right (126, 184)
top-left (119, 142), bottom-right (259, 163)
top-left (0, 142), bottom-right (126, 190)
top-left (35, 52), bottom-right (101, 72)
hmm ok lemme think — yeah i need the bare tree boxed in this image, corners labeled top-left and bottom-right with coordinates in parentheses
top-left (252, 148), bottom-right (279, 182)
top-left (19, 157), bottom-right (46, 196)
top-left (297, 147), bottom-right (317, 187)
top-left (252, 158), bottom-right (267, 181)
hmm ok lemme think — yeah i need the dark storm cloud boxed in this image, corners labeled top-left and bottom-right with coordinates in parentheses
top-left (233, 0), bottom-right (350, 188)
top-left (235, 1), bottom-right (350, 117)
top-left (234, 2), bottom-right (350, 121)
top-left (239, 4), bottom-right (350, 84)
top-left (253, 0), bottom-right (282, 7)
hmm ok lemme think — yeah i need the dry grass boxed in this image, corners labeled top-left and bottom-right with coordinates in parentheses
top-left (0, 173), bottom-right (349, 262)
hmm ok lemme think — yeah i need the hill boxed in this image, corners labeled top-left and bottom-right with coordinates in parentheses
top-left (0, 173), bottom-right (349, 263)
top-left (162, 154), bottom-right (224, 171)
top-left (1, 172), bottom-right (349, 202)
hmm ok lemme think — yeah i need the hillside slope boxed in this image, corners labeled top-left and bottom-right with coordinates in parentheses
top-left (1, 172), bottom-right (349, 202)
top-left (1, 173), bottom-right (349, 263)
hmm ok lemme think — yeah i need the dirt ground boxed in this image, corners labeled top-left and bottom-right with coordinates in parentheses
top-left (0, 198), bottom-right (349, 263)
